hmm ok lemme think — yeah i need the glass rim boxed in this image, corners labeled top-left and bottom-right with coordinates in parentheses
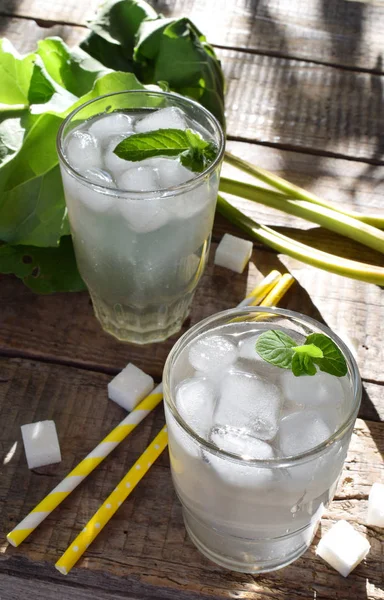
top-left (163, 306), bottom-right (362, 467)
top-left (56, 89), bottom-right (225, 197)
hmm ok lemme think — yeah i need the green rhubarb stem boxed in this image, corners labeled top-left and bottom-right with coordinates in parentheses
top-left (224, 151), bottom-right (384, 230)
top-left (0, 103), bottom-right (29, 112)
top-left (220, 177), bottom-right (384, 254)
top-left (217, 195), bottom-right (384, 286)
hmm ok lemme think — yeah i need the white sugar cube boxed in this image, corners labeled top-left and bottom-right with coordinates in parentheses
top-left (21, 420), bottom-right (61, 469)
top-left (316, 520), bottom-right (370, 577)
top-left (214, 234), bottom-right (253, 273)
top-left (367, 482), bottom-right (384, 527)
top-left (108, 363), bottom-right (154, 411)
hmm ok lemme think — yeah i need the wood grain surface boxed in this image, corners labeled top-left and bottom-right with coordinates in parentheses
top-left (1, 0), bottom-right (383, 72)
top-left (0, 358), bottom-right (383, 600)
top-left (0, 0), bottom-right (383, 598)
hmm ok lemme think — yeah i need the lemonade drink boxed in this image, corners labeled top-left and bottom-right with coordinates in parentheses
top-left (57, 91), bottom-right (224, 344)
top-left (163, 307), bottom-right (361, 573)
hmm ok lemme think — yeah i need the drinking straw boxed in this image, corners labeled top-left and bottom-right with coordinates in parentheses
top-left (238, 269), bottom-right (281, 307)
top-left (258, 273), bottom-right (294, 307)
top-left (55, 425), bottom-right (168, 575)
top-left (55, 270), bottom-right (295, 575)
top-left (7, 384), bottom-right (163, 547)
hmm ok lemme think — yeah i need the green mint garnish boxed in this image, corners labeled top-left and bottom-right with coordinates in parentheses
top-left (255, 330), bottom-right (348, 377)
top-left (113, 128), bottom-right (217, 173)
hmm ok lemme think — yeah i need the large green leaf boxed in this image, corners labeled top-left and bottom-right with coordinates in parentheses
top-left (0, 111), bottom-right (63, 192)
top-left (0, 113), bottom-right (27, 166)
top-left (0, 39), bottom-right (34, 107)
top-left (81, 0), bottom-right (225, 125)
top-left (0, 236), bottom-right (85, 293)
top-left (135, 17), bottom-right (225, 125)
top-left (36, 37), bottom-right (110, 97)
top-left (82, 0), bottom-right (157, 48)
top-left (0, 165), bottom-right (69, 247)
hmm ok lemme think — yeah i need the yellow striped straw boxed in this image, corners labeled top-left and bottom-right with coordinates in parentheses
top-left (7, 384), bottom-right (163, 548)
top-left (55, 425), bottom-right (168, 575)
top-left (238, 269), bottom-right (282, 307)
top-left (259, 273), bottom-right (295, 307)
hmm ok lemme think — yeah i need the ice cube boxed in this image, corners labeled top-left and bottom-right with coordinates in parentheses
top-left (238, 334), bottom-right (281, 379)
top-left (176, 377), bottom-right (216, 438)
top-left (61, 168), bottom-right (115, 216)
top-left (117, 196), bottom-right (169, 233)
top-left (66, 130), bottom-right (101, 172)
top-left (117, 165), bottom-right (160, 192)
top-left (104, 136), bottom-right (134, 176)
top-left (21, 420), bottom-right (61, 469)
top-left (280, 370), bottom-right (344, 431)
top-left (88, 113), bottom-right (134, 140)
top-left (135, 107), bottom-right (187, 133)
top-left (83, 168), bottom-right (115, 186)
top-left (149, 157), bottom-right (193, 188)
top-left (188, 335), bottom-right (238, 373)
top-left (108, 363), bottom-right (154, 412)
top-left (214, 372), bottom-right (282, 441)
top-left (167, 178), bottom-right (216, 220)
top-left (207, 427), bottom-right (274, 489)
top-left (281, 370), bottom-right (344, 408)
top-left (278, 410), bottom-right (331, 457)
top-left (210, 426), bottom-right (274, 459)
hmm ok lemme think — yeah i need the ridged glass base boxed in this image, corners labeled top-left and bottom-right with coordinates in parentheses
top-left (90, 290), bottom-right (194, 344)
top-left (182, 506), bottom-right (318, 574)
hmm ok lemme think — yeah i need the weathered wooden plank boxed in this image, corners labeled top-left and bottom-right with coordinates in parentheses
top-left (0, 0), bottom-right (98, 27)
top-left (0, 16), bottom-right (86, 51)
top-left (1, 0), bottom-right (383, 73)
top-left (221, 49), bottom-right (384, 162)
top-left (0, 574), bottom-right (137, 600)
top-left (2, 16), bottom-right (383, 161)
top-left (0, 361), bottom-right (383, 599)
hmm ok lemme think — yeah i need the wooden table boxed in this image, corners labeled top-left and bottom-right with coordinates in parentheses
top-left (0, 1), bottom-right (383, 598)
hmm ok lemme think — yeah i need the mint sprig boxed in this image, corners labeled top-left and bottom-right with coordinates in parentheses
top-left (255, 330), bottom-right (348, 377)
top-left (113, 128), bottom-right (217, 173)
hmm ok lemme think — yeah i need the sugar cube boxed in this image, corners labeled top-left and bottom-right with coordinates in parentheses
top-left (108, 363), bottom-right (154, 411)
top-left (367, 482), bottom-right (384, 527)
top-left (214, 233), bottom-right (253, 273)
top-left (21, 420), bottom-right (61, 470)
top-left (316, 520), bottom-right (370, 577)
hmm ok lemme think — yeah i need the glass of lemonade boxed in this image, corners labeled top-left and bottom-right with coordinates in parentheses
top-left (163, 307), bottom-right (361, 573)
top-left (57, 91), bottom-right (224, 344)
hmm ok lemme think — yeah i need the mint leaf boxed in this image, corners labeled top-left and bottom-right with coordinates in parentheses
top-left (255, 329), bottom-right (347, 378)
top-left (292, 352), bottom-right (317, 377)
top-left (292, 343), bottom-right (323, 358)
top-left (114, 128), bottom-right (217, 172)
top-left (306, 333), bottom-right (348, 377)
top-left (255, 330), bottom-right (297, 369)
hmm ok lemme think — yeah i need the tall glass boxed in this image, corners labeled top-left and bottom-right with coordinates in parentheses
top-left (163, 307), bottom-right (361, 573)
top-left (57, 91), bottom-right (224, 344)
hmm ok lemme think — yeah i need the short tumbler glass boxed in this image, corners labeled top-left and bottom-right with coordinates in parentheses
top-left (163, 307), bottom-right (361, 573)
top-left (57, 90), bottom-right (224, 344)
